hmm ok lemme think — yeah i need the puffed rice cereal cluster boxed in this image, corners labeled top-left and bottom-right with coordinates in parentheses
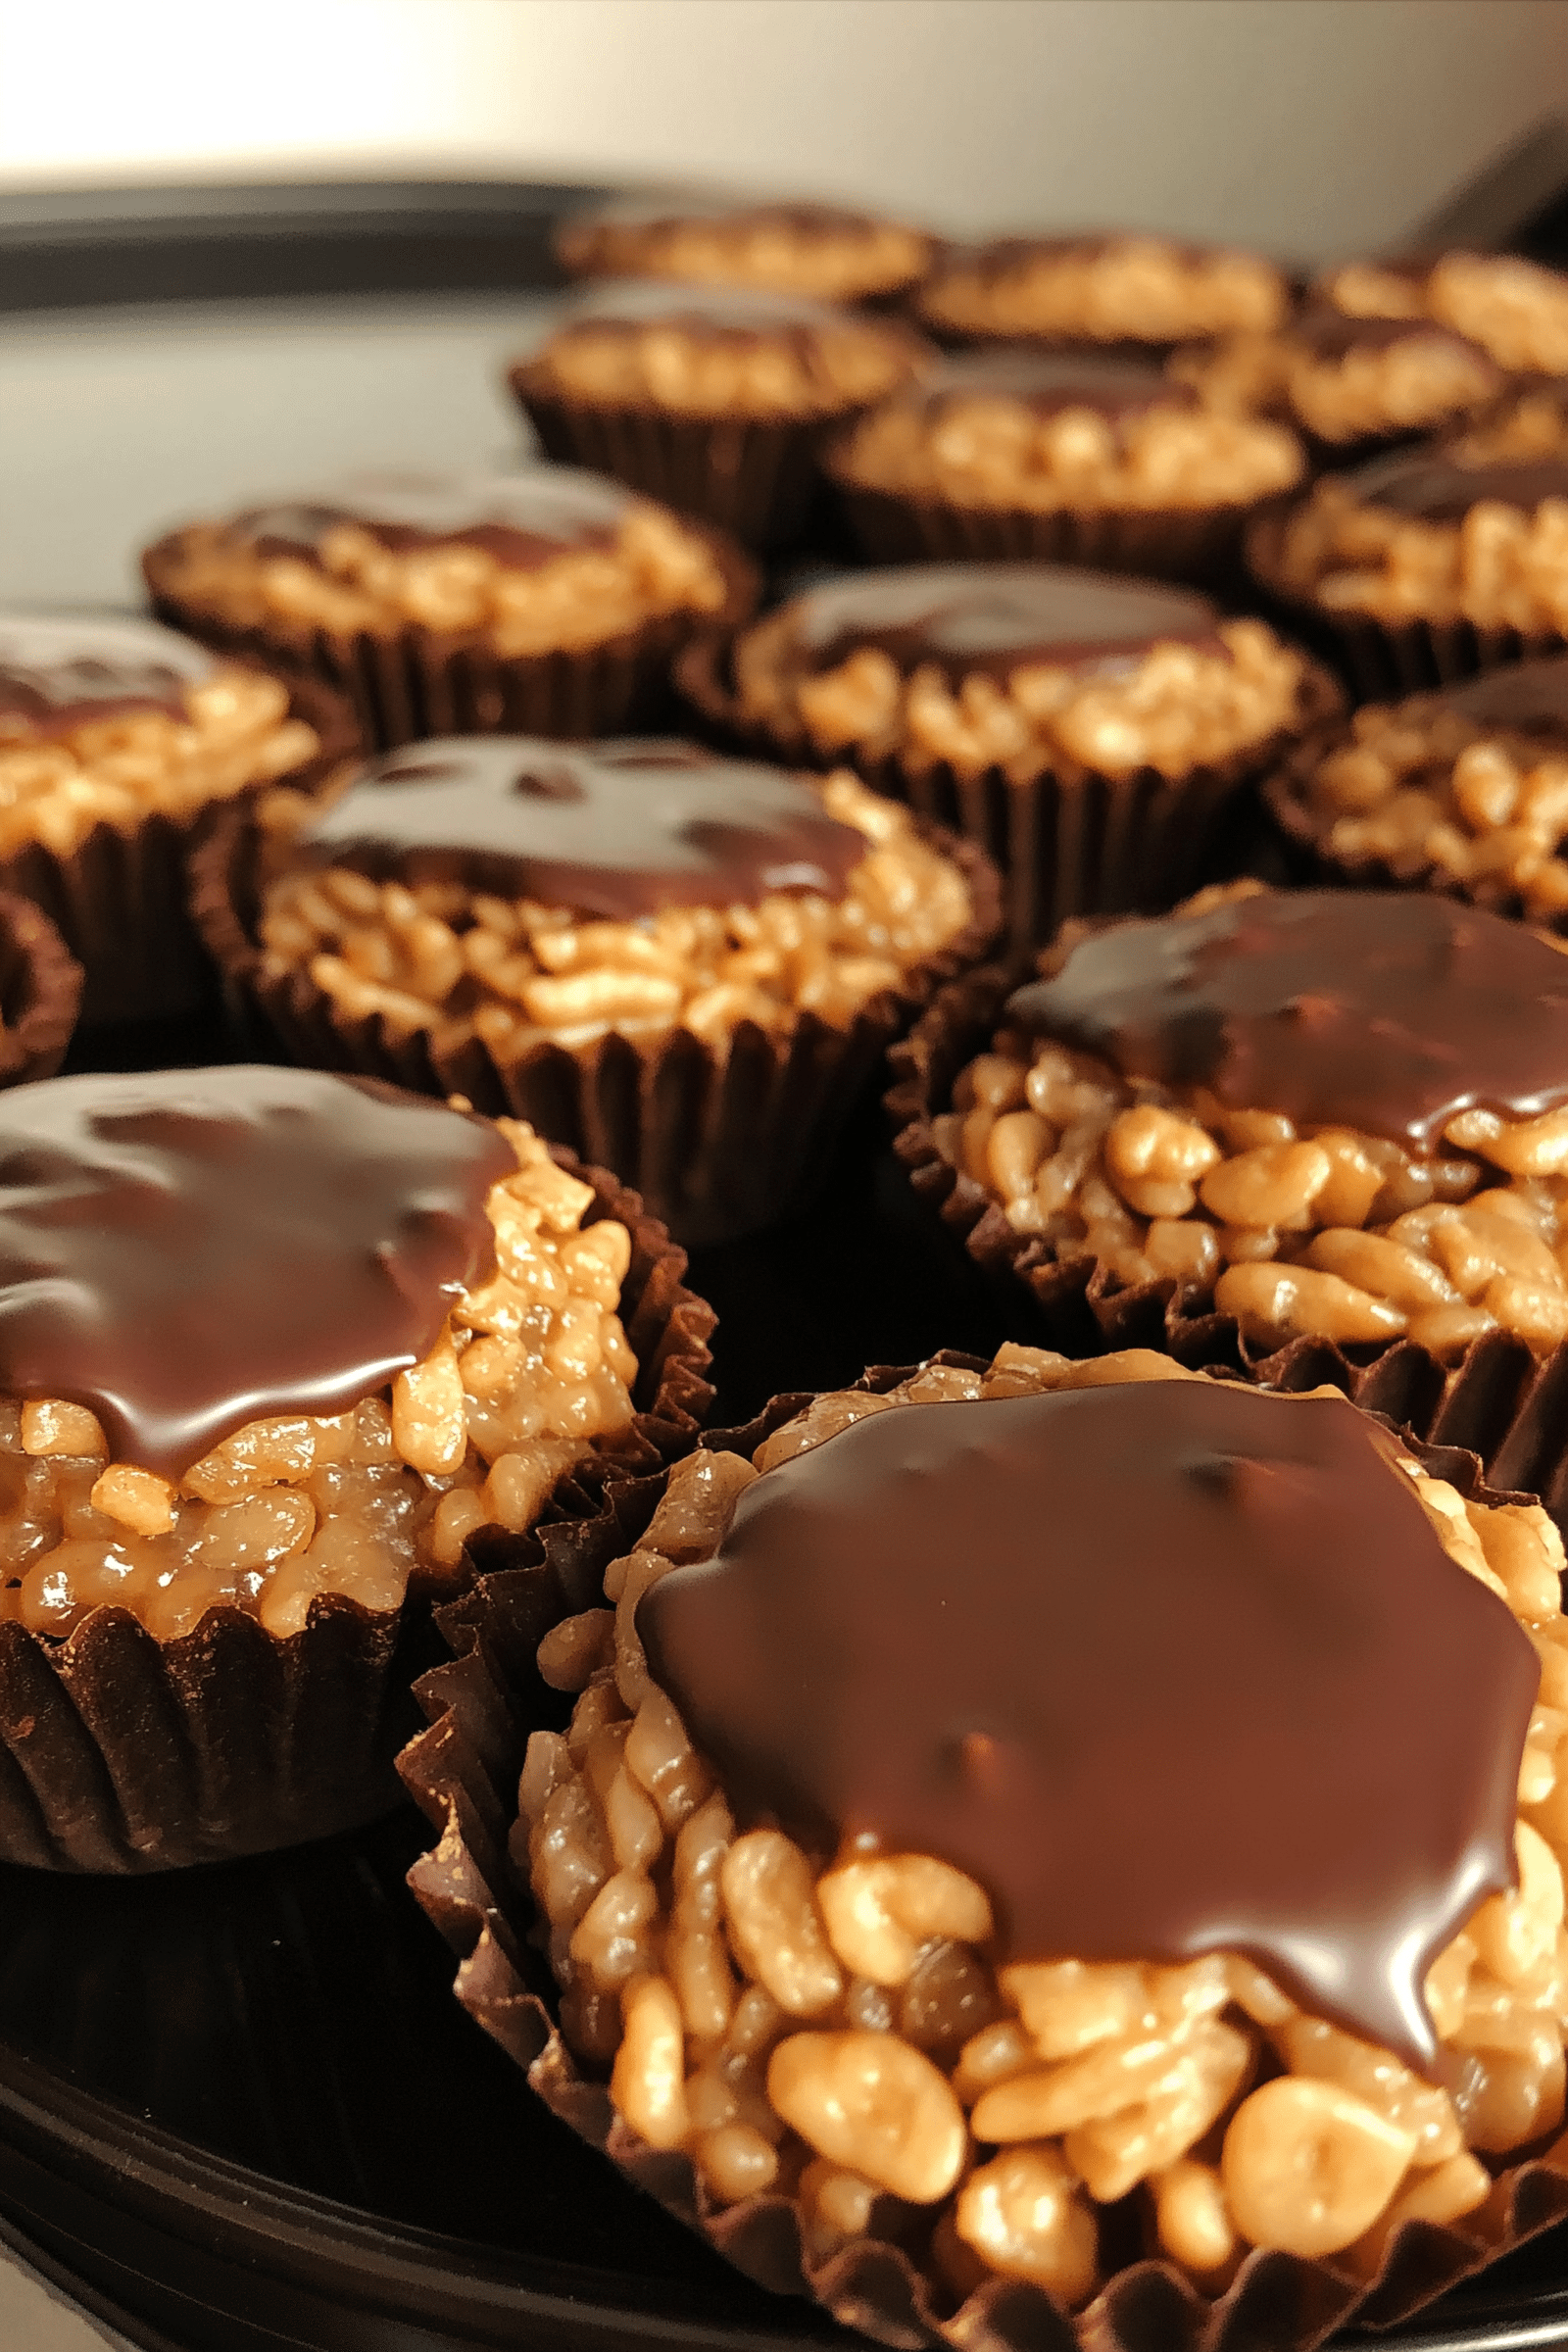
top-left (938, 915), bottom-right (1568, 1358)
top-left (258, 771), bottom-right (974, 1054)
top-left (0, 666), bottom-right (318, 860)
top-left (731, 610), bottom-right (1308, 784)
top-left (521, 1343), bottom-right (1568, 2296)
top-left (1174, 324), bottom-right (1500, 448)
top-left (0, 1121), bottom-right (638, 1644)
top-left (1450, 383), bottom-right (1568, 469)
top-left (916, 237), bottom-right (1288, 345)
top-left (835, 385), bottom-right (1301, 514)
top-left (1291, 696), bottom-right (1568, 919)
top-left (151, 505), bottom-right (729, 658)
top-left (1270, 473), bottom-right (1568, 630)
top-left (1321, 253), bottom-right (1568, 378)
top-left (558, 208), bottom-right (933, 306)
top-left (525, 312), bottom-right (919, 419)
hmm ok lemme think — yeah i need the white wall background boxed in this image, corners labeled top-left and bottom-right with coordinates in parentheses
top-left (1, 0), bottom-right (1567, 260)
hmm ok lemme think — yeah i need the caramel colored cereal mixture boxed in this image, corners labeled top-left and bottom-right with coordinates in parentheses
top-left (558, 207), bottom-right (932, 306)
top-left (0, 1122), bottom-right (639, 1643)
top-left (937, 926), bottom-right (1568, 1359)
top-left (526, 313), bottom-right (920, 420)
top-left (917, 237), bottom-right (1288, 345)
top-left (1176, 324), bottom-right (1500, 448)
top-left (835, 385), bottom-right (1301, 514)
top-left (1323, 253), bottom-right (1568, 378)
top-left (153, 506), bottom-right (728, 659)
top-left (0, 667), bottom-right (318, 860)
top-left (1450, 383), bottom-right (1568, 470)
top-left (1291, 694), bottom-right (1568, 920)
top-left (257, 772), bottom-right (973, 1054)
top-left (1271, 471), bottom-right (1568, 631)
top-left (733, 609), bottom-right (1309, 785)
top-left (522, 1345), bottom-right (1567, 2294)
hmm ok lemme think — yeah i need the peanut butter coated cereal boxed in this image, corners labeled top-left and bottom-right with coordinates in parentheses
top-left (0, 1120), bottom-right (639, 1642)
top-left (557, 200), bottom-right (933, 306)
top-left (1322, 252), bottom-right (1568, 378)
top-left (522, 1348), bottom-right (1565, 2299)
top-left (915, 236), bottom-right (1288, 345)
top-left (259, 769), bottom-right (973, 1054)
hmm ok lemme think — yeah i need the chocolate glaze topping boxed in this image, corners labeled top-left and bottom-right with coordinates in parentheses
top-left (0, 1067), bottom-right (515, 1479)
top-left (1006, 891), bottom-right (1568, 1153)
top-left (914, 350), bottom-right (1192, 417)
top-left (643, 1384), bottom-right (1537, 2071)
top-left (296, 736), bottom-right (866, 914)
top-left (1289, 307), bottom-right (1486, 365)
top-left (0, 612), bottom-right (216, 737)
top-left (1446, 657), bottom-right (1568, 735)
top-left (229, 468), bottom-right (632, 572)
top-left (1348, 449), bottom-right (1568, 522)
top-left (790, 564), bottom-right (1225, 680)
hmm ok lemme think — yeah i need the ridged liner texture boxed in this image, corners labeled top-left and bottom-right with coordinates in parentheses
top-left (399, 1362), bottom-right (1568, 2352)
top-left (0, 1146), bottom-right (715, 1875)
top-left (512, 367), bottom-right (901, 554)
top-left (142, 525), bottom-right (760, 754)
top-left (0, 891), bottom-right (83, 1086)
top-left (186, 805), bottom-right (1004, 1247)
top-left (1246, 509), bottom-right (1568, 703)
top-left (0, 671), bottom-right (357, 1027)
top-left (677, 633), bottom-right (1344, 948)
top-left (823, 459), bottom-right (1284, 591)
top-left (886, 956), bottom-right (1568, 1540)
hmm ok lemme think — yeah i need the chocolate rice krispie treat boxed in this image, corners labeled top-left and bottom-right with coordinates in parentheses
top-left (827, 352), bottom-right (1303, 579)
top-left (442, 1346), bottom-right (1568, 2344)
top-left (192, 734), bottom-right (998, 1243)
top-left (907, 886), bottom-right (1568, 1361)
top-left (143, 468), bottom-right (753, 751)
top-left (0, 1063), bottom-right (711, 1870)
top-left (556, 192), bottom-right (936, 306)
top-left (510, 283), bottom-right (931, 548)
top-left (1175, 308), bottom-right (1503, 458)
top-left (1250, 443), bottom-right (1568, 697)
top-left (0, 611), bottom-right (350, 1021)
top-left (1318, 251), bottom-right (1568, 380)
top-left (912, 233), bottom-right (1289, 350)
top-left (1265, 659), bottom-right (1568, 921)
top-left (678, 564), bottom-right (1334, 938)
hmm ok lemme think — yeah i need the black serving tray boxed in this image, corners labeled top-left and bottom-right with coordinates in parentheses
top-left (7, 157), bottom-right (1568, 2350)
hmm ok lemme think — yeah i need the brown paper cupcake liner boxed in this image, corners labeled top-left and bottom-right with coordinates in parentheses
top-left (886, 956), bottom-right (1568, 1534)
top-left (186, 805), bottom-right (1004, 1246)
top-left (1245, 510), bottom-right (1568, 702)
top-left (399, 1373), bottom-right (1568, 2352)
top-left (678, 635), bottom-right (1344, 945)
top-left (512, 370), bottom-right (881, 553)
top-left (0, 672), bottom-right (358, 1028)
top-left (0, 892), bottom-right (83, 1086)
top-left (826, 468), bottom-right (1265, 588)
top-left (0, 1147), bottom-right (715, 1874)
top-left (143, 526), bottom-right (760, 754)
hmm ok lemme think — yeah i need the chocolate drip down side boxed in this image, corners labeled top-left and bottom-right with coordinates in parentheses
top-left (294, 737), bottom-right (867, 915)
top-left (1006, 891), bottom-right (1568, 1154)
top-left (792, 564), bottom-right (1226, 682)
top-left (0, 1066), bottom-right (515, 1479)
top-left (642, 1384), bottom-right (1538, 2072)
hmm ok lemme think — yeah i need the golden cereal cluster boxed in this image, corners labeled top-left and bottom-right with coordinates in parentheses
top-left (0, 1122), bottom-right (637, 1643)
top-left (528, 315), bottom-right (919, 420)
top-left (917, 238), bottom-right (1287, 344)
top-left (1175, 326), bottom-right (1499, 448)
top-left (0, 668), bottom-right (317, 859)
top-left (524, 1346), bottom-right (1568, 2300)
top-left (561, 216), bottom-right (931, 306)
top-left (836, 387), bottom-right (1301, 514)
top-left (734, 610), bottom-right (1307, 784)
top-left (1298, 697), bottom-right (1568, 919)
top-left (1273, 475), bottom-right (1568, 632)
top-left (1322, 253), bottom-right (1568, 378)
top-left (259, 771), bottom-right (973, 1054)
top-left (157, 507), bottom-right (727, 658)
